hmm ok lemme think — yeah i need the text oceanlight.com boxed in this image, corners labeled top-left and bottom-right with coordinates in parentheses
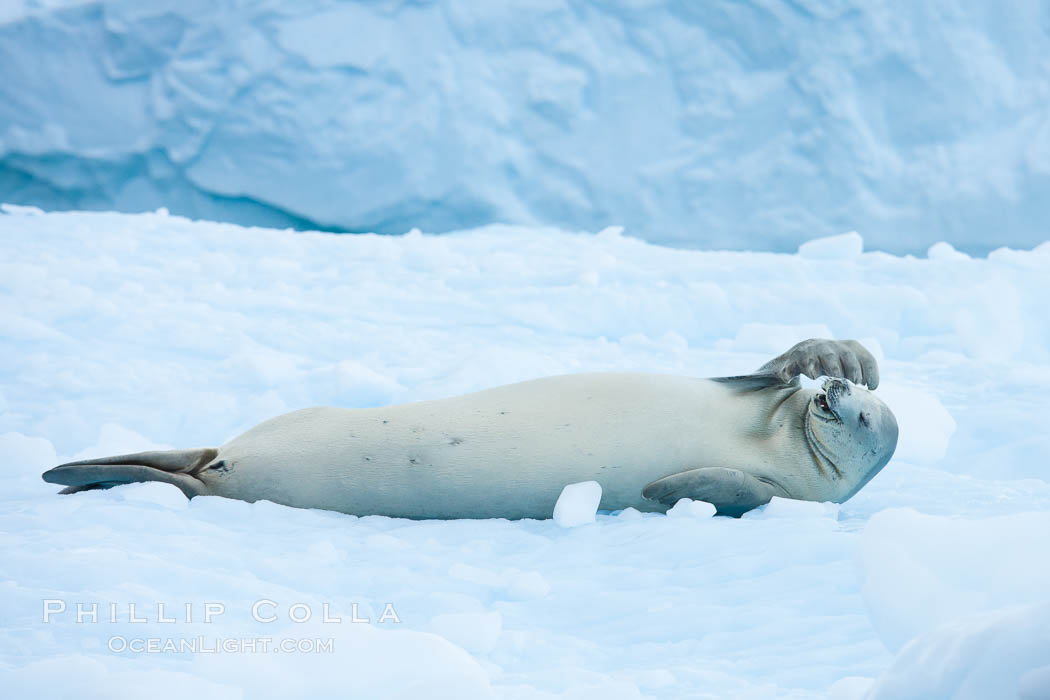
top-left (107, 636), bottom-right (334, 654)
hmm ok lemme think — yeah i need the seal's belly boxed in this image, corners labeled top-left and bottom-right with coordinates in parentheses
top-left (208, 373), bottom-right (756, 518)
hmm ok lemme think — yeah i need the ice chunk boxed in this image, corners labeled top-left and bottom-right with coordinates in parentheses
top-left (859, 508), bottom-right (1050, 652)
top-left (875, 386), bottom-right (956, 463)
top-left (926, 241), bottom-right (971, 261)
top-left (866, 603), bottom-right (1050, 700)
top-left (666, 498), bottom-right (716, 518)
top-left (553, 481), bottom-right (602, 527)
top-left (759, 497), bottom-right (839, 519)
top-left (797, 232), bottom-right (863, 260)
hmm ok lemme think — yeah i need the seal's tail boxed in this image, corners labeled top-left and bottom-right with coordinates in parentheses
top-left (42, 448), bottom-right (217, 497)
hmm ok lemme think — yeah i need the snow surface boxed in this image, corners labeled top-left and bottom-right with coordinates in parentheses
top-left (3, 1), bottom-right (1050, 254)
top-left (1, 208), bottom-right (1050, 698)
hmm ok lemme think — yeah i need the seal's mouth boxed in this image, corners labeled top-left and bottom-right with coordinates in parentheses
top-left (811, 391), bottom-right (840, 422)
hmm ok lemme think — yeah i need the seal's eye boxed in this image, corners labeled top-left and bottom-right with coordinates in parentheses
top-left (859, 412), bottom-right (869, 427)
top-left (816, 394), bottom-right (830, 411)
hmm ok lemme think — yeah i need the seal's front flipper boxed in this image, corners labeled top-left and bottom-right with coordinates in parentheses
top-left (642, 467), bottom-right (789, 517)
top-left (756, 338), bottom-right (879, 389)
top-left (42, 448), bottom-right (217, 498)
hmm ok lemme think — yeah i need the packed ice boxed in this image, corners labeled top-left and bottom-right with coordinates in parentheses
top-left (1, 207), bottom-right (1049, 698)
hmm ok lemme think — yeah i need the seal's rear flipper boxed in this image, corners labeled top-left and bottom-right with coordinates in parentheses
top-left (42, 448), bottom-right (217, 499)
top-left (642, 467), bottom-right (790, 517)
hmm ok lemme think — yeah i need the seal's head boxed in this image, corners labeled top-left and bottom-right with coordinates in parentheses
top-left (806, 377), bottom-right (898, 500)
